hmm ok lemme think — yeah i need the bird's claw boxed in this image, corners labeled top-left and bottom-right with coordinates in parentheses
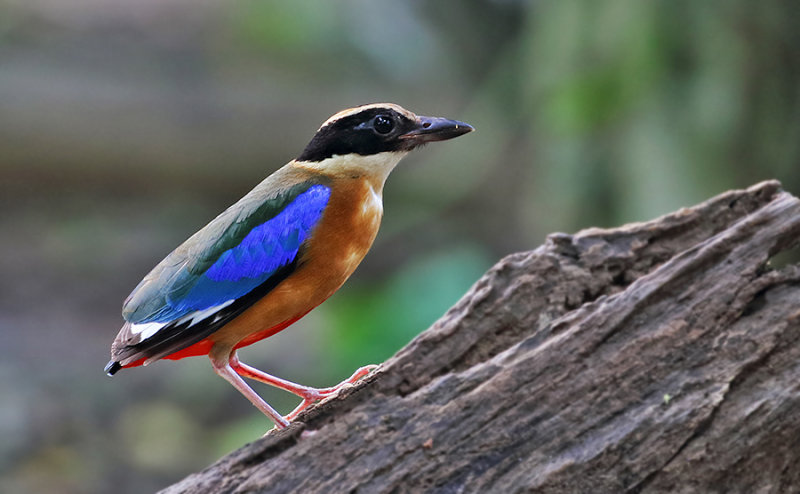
top-left (282, 364), bottom-right (380, 422)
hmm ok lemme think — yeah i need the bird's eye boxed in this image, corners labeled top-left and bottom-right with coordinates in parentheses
top-left (373, 115), bottom-right (394, 134)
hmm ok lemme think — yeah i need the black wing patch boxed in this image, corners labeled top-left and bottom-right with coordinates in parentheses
top-left (106, 259), bottom-right (298, 374)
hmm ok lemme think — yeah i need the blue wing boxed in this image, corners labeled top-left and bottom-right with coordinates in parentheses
top-left (123, 182), bottom-right (331, 325)
top-left (105, 172), bottom-right (333, 373)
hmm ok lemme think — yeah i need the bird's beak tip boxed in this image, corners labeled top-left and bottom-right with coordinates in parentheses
top-left (401, 116), bottom-right (475, 143)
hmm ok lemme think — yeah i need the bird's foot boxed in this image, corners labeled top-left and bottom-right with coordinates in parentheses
top-left (283, 364), bottom-right (379, 422)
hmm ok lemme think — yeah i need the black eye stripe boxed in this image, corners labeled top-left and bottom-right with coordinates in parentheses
top-left (297, 108), bottom-right (416, 161)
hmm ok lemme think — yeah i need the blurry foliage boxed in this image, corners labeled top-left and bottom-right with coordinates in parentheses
top-left (520, 0), bottom-right (800, 231)
top-left (1, 1), bottom-right (800, 493)
top-left (325, 245), bottom-right (490, 371)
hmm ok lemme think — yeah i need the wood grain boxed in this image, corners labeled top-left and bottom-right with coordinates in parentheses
top-left (161, 181), bottom-right (800, 494)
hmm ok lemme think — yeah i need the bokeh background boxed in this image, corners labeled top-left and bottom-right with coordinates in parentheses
top-left (2, 1), bottom-right (799, 492)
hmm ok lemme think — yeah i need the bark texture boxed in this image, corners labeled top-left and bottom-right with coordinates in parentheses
top-left (161, 181), bottom-right (800, 494)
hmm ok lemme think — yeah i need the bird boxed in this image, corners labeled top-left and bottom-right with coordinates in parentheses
top-left (104, 103), bottom-right (474, 429)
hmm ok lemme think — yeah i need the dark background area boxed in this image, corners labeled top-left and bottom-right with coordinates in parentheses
top-left (2, 1), bottom-right (799, 492)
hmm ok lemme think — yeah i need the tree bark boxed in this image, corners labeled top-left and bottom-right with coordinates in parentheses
top-left (161, 181), bottom-right (800, 494)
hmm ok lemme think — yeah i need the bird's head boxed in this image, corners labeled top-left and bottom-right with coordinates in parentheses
top-left (295, 103), bottom-right (474, 182)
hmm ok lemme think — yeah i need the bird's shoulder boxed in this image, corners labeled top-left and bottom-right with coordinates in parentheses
top-left (121, 164), bottom-right (332, 323)
top-left (186, 165), bottom-right (332, 265)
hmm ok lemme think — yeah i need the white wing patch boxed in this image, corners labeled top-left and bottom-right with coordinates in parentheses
top-left (129, 299), bottom-right (236, 342)
top-left (129, 321), bottom-right (166, 341)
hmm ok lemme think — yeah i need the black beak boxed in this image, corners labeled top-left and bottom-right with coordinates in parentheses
top-left (400, 116), bottom-right (475, 144)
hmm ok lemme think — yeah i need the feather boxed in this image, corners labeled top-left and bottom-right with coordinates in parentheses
top-left (110, 169), bottom-right (332, 366)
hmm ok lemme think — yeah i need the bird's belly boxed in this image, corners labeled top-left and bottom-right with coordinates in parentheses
top-left (209, 180), bottom-right (383, 348)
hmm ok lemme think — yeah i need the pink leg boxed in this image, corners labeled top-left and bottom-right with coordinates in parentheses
top-left (209, 350), bottom-right (290, 429)
top-left (230, 352), bottom-right (377, 421)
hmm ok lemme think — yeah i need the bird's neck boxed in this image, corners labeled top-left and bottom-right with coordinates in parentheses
top-left (292, 151), bottom-right (408, 195)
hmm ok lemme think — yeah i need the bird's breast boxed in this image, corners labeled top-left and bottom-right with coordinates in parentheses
top-left (306, 177), bottom-right (383, 281)
top-left (209, 177), bottom-right (384, 347)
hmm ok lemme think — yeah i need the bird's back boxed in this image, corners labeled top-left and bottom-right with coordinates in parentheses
top-left (108, 164), bottom-right (334, 370)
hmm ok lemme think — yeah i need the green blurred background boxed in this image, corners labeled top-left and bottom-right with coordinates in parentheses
top-left (2, 0), bottom-right (799, 492)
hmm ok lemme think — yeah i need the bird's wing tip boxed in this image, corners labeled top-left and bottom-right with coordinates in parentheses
top-left (104, 360), bottom-right (122, 376)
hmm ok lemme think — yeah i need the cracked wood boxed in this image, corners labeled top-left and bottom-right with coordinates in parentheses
top-left (161, 180), bottom-right (800, 494)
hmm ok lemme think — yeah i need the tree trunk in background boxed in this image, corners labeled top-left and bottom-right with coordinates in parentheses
top-left (160, 181), bottom-right (800, 494)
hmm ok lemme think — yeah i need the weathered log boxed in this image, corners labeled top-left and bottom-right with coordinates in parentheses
top-left (161, 181), bottom-right (800, 494)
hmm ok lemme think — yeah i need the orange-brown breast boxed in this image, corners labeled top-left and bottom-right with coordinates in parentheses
top-left (208, 174), bottom-right (384, 349)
